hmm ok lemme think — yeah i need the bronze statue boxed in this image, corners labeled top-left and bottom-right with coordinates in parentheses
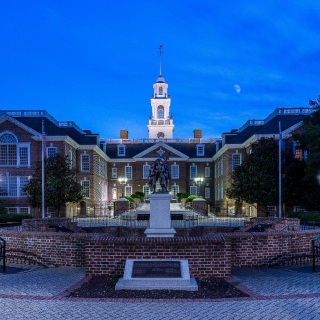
top-left (148, 154), bottom-right (170, 193)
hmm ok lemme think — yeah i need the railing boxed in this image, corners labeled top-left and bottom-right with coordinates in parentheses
top-left (100, 138), bottom-right (217, 144)
top-left (0, 237), bottom-right (6, 273)
top-left (312, 235), bottom-right (320, 272)
top-left (300, 221), bottom-right (320, 230)
top-left (279, 222), bottom-right (299, 232)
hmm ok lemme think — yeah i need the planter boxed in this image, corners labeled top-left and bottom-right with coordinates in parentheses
top-left (181, 198), bottom-right (187, 208)
top-left (133, 198), bottom-right (141, 207)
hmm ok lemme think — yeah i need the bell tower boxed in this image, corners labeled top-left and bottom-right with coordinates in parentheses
top-left (147, 44), bottom-right (174, 139)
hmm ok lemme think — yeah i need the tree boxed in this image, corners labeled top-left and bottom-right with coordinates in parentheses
top-left (0, 202), bottom-right (8, 215)
top-left (23, 154), bottom-right (84, 217)
top-left (225, 138), bottom-right (305, 214)
top-left (293, 95), bottom-right (320, 210)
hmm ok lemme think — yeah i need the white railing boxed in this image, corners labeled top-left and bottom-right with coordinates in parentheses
top-left (100, 138), bottom-right (217, 144)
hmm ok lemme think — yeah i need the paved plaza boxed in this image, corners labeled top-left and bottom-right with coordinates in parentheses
top-left (1, 263), bottom-right (320, 319)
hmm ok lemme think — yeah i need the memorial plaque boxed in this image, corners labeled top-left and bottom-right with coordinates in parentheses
top-left (132, 261), bottom-right (181, 278)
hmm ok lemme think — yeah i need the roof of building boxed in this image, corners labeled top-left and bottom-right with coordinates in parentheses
top-left (105, 142), bottom-right (217, 159)
top-left (156, 75), bottom-right (165, 83)
top-left (60, 127), bottom-right (96, 145)
top-left (226, 126), bottom-right (263, 144)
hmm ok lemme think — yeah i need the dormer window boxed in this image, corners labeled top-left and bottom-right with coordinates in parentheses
top-left (196, 144), bottom-right (205, 156)
top-left (157, 105), bottom-right (164, 119)
top-left (118, 144), bottom-right (125, 156)
top-left (159, 87), bottom-right (163, 95)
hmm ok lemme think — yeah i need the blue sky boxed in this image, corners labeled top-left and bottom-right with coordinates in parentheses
top-left (0, 1), bottom-right (319, 138)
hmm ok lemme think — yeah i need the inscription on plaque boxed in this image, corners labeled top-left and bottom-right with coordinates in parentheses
top-left (132, 261), bottom-right (181, 278)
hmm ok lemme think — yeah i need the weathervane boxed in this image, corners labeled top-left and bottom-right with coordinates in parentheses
top-left (158, 43), bottom-right (163, 76)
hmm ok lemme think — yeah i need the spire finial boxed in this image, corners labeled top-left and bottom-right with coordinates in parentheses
top-left (158, 43), bottom-right (163, 75)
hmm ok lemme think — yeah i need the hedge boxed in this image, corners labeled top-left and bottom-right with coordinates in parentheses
top-left (0, 213), bottom-right (33, 224)
top-left (187, 195), bottom-right (203, 202)
top-left (289, 211), bottom-right (320, 222)
top-left (124, 196), bottom-right (134, 202)
top-left (131, 194), bottom-right (140, 199)
top-left (135, 191), bottom-right (145, 197)
top-left (180, 192), bottom-right (191, 199)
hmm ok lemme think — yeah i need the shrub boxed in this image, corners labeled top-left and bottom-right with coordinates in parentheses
top-left (0, 213), bottom-right (32, 223)
top-left (131, 194), bottom-right (140, 199)
top-left (187, 195), bottom-right (203, 202)
top-left (180, 192), bottom-right (191, 199)
top-left (0, 202), bottom-right (8, 215)
top-left (176, 193), bottom-right (182, 198)
top-left (289, 211), bottom-right (320, 222)
top-left (124, 196), bottom-right (134, 202)
top-left (135, 191), bottom-right (145, 197)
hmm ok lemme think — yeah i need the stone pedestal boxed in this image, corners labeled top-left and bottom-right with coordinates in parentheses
top-left (144, 193), bottom-right (176, 237)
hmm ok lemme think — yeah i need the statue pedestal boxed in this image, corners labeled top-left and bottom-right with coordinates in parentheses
top-left (144, 193), bottom-right (176, 238)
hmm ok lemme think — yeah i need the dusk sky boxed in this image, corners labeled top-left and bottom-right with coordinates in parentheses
top-left (1, 1), bottom-right (319, 139)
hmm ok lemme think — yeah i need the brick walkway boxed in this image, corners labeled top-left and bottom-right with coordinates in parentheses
top-left (1, 263), bottom-right (320, 320)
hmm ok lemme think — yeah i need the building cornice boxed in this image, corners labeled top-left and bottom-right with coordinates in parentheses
top-left (186, 158), bottom-right (213, 162)
top-left (79, 145), bottom-right (110, 161)
top-left (109, 158), bottom-right (136, 163)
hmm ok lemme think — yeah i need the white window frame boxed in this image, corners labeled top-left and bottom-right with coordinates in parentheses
top-left (232, 154), bottom-right (241, 171)
top-left (190, 165), bottom-right (197, 179)
top-left (125, 166), bottom-right (132, 179)
top-left (81, 180), bottom-right (90, 199)
top-left (117, 144), bottom-right (125, 156)
top-left (143, 165), bottom-right (150, 179)
top-left (125, 185), bottom-right (132, 196)
top-left (196, 144), bottom-right (205, 156)
top-left (81, 154), bottom-right (90, 172)
top-left (190, 185), bottom-right (197, 195)
top-left (0, 143), bottom-right (30, 166)
top-left (112, 167), bottom-right (117, 178)
top-left (205, 167), bottom-right (210, 178)
top-left (171, 164), bottom-right (179, 179)
top-left (205, 188), bottom-right (210, 199)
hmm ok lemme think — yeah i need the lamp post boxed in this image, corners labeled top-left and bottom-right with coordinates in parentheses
top-left (194, 177), bottom-right (203, 198)
top-left (118, 177), bottom-right (128, 198)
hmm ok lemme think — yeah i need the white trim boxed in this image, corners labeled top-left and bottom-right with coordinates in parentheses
top-left (196, 143), bottom-right (205, 156)
top-left (186, 158), bottom-right (212, 162)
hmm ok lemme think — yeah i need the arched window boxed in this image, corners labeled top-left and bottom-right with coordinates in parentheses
top-left (0, 133), bottom-right (18, 143)
top-left (159, 87), bottom-right (163, 95)
top-left (157, 105), bottom-right (164, 119)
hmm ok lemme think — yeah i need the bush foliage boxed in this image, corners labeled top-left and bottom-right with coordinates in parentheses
top-left (0, 213), bottom-right (32, 223)
top-left (135, 191), bottom-right (145, 197)
top-left (0, 202), bottom-right (8, 215)
top-left (187, 195), bottom-right (203, 202)
top-left (289, 211), bottom-right (320, 222)
top-left (180, 192), bottom-right (191, 199)
top-left (124, 196), bottom-right (134, 202)
top-left (131, 194), bottom-right (140, 199)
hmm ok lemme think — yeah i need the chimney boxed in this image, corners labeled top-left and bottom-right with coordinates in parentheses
top-left (120, 130), bottom-right (128, 139)
top-left (193, 129), bottom-right (202, 139)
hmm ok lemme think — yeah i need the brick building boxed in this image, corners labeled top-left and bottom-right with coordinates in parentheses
top-left (0, 72), bottom-right (314, 218)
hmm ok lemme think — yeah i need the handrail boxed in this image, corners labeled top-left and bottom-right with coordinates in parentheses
top-left (279, 222), bottom-right (299, 232)
top-left (0, 237), bottom-right (6, 273)
top-left (312, 235), bottom-right (320, 272)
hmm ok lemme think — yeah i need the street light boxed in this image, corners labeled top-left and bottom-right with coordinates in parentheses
top-left (118, 177), bottom-right (128, 198)
top-left (194, 177), bottom-right (203, 198)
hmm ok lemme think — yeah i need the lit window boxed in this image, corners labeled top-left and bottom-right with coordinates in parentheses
top-left (143, 165), bottom-right (150, 179)
top-left (232, 154), bottom-right (241, 170)
top-left (81, 180), bottom-right (90, 198)
top-left (125, 186), bottom-right (132, 196)
top-left (196, 144), bottom-right (205, 156)
top-left (47, 147), bottom-right (57, 158)
top-left (112, 168), bottom-right (117, 178)
top-left (190, 186), bottom-right (197, 195)
top-left (81, 155), bottom-right (90, 171)
top-left (171, 165), bottom-right (179, 179)
top-left (205, 188), bottom-right (210, 199)
top-left (125, 166), bottom-right (132, 179)
top-left (190, 166), bottom-right (197, 179)
top-left (171, 185), bottom-right (179, 198)
top-left (118, 145), bottom-right (125, 156)
top-left (205, 167), bottom-right (210, 177)
top-left (112, 188), bottom-right (117, 199)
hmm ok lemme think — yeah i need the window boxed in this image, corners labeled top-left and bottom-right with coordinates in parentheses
top-left (215, 163), bottom-right (217, 178)
top-left (81, 180), bottom-right (90, 199)
top-left (8, 207), bottom-right (18, 214)
top-left (190, 166), bottom-right (197, 179)
top-left (249, 206), bottom-right (252, 217)
top-left (232, 154), bottom-right (241, 170)
top-left (81, 155), bottom-right (90, 171)
top-left (112, 168), bottom-right (117, 178)
top-left (159, 87), bottom-right (163, 95)
top-left (190, 186), bottom-right (197, 195)
top-left (143, 165), bottom-right (150, 179)
top-left (125, 186), bottom-right (132, 196)
top-left (0, 145), bottom-right (17, 165)
top-left (125, 166), bottom-right (132, 179)
top-left (143, 185), bottom-right (150, 198)
top-left (215, 185), bottom-right (217, 200)
top-left (105, 163), bottom-right (107, 178)
top-left (20, 207), bottom-right (29, 214)
top-left (0, 176), bottom-right (29, 197)
top-left (267, 206), bottom-right (276, 217)
top-left (0, 133), bottom-right (17, 143)
top-left (19, 147), bottom-right (29, 166)
top-left (221, 181), bottom-right (223, 199)
top-left (47, 207), bottom-right (55, 217)
top-left (221, 159), bottom-right (223, 175)
top-left (112, 188), bottom-right (117, 200)
top-left (47, 147), bottom-right (57, 158)
top-left (118, 145), bottom-right (125, 156)
top-left (99, 159), bottom-right (101, 175)
top-left (157, 105), bottom-right (164, 119)
top-left (205, 188), bottom-right (210, 199)
top-left (293, 206), bottom-right (306, 212)
top-left (217, 161), bottom-right (220, 177)
top-left (196, 144), bottom-right (205, 156)
top-left (171, 165), bottom-right (179, 179)
top-left (205, 167), bottom-right (210, 177)
top-left (69, 150), bottom-right (72, 168)
top-left (171, 185), bottom-right (179, 198)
